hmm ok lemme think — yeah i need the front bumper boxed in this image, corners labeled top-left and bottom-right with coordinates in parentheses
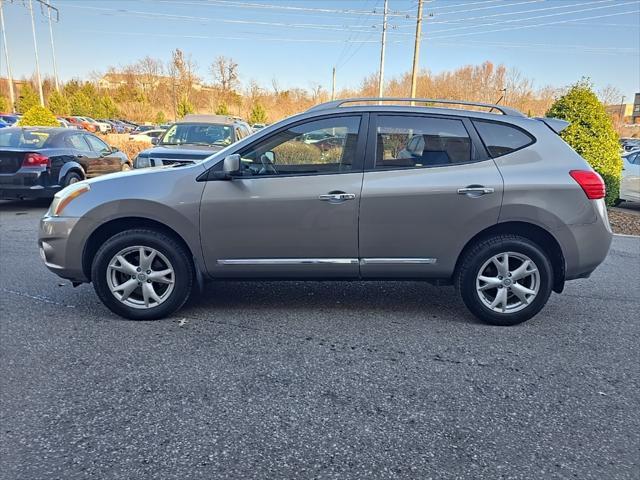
top-left (39, 215), bottom-right (87, 282)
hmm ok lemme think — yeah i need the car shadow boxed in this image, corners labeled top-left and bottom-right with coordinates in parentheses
top-left (0, 199), bottom-right (52, 212)
top-left (185, 279), bottom-right (477, 325)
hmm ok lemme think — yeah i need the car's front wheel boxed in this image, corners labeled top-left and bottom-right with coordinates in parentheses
top-left (456, 234), bottom-right (553, 326)
top-left (91, 229), bottom-right (193, 320)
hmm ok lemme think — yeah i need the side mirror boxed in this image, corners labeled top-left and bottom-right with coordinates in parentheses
top-left (151, 137), bottom-right (159, 145)
top-left (110, 145), bottom-right (120, 152)
top-left (213, 154), bottom-right (241, 180)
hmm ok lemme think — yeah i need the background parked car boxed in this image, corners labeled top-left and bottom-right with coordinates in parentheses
top-left (621, 138), bottom-right (640, 152)
top-left (128, 129), bottom-right (166, 144)
top-left (57, 118), bottom-right (83, 129)
top-left (134, 114), bottom-right (251, 168)
top-left (0, 127), bottom-right (131, 200)
top-left (618, 149), bottom-right (640, 204)
top-left (0, 114), bottom-right (19, 126)
top-left (65, 116), bottom-right (97, 133)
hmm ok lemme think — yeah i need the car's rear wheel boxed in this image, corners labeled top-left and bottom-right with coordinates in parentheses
top-left (456, 234), bottom-right (553, 326)
top-left (63, 171), bottom-right (83, 187)
top-left (91, 229), bottom-right (193, 320)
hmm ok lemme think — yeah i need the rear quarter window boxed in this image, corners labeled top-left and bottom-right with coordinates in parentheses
top-left (472, 120), bottom-right (534, 158)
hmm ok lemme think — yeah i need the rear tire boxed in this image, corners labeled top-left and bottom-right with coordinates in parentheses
top-left (91, 229), bottom-right (193, 320)
top-left (456, 234), bottom-right (553, 326)
top-left (63, 171), bottom-right (83, 187)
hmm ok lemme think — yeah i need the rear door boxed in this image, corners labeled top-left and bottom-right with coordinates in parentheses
top-left (359, 113), bottom-right (503, 278)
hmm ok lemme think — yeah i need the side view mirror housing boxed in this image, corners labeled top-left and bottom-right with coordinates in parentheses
top-left (151, 137), bottom-right (159, 145)
top-left (110, 145), bottom-right (120, 152)
top-left (213, 154), bottom-right (241, 180)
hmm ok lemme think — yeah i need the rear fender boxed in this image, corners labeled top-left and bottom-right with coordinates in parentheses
top-left (58, 161), bottom-right (85, 184)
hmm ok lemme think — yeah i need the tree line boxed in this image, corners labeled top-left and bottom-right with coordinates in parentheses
top-left (0, 51), bottom-right (623, 127)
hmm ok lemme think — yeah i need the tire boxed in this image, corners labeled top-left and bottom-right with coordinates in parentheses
top-left (91, 229), bottom-right (193, 320)
top-left (456, 234), bottom-right (553, 326)
top-left (613, 198), bottom-right (623, 207)
top-left (63, 171), bottom-right (83, 187)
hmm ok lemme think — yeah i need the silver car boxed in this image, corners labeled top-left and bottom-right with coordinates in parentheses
top-left (38, 98), bottom-right (613, 326)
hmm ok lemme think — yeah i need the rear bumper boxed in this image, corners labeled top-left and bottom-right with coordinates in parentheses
top-left (562, 199), bottom-right (613, 280)
top-left (0, 170), bottom-right (59, 199)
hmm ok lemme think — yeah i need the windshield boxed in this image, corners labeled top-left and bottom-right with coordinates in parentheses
top-left (0, 129), bottom-right (52, 148)
top-left (160, 123), bottom-right (233, 146)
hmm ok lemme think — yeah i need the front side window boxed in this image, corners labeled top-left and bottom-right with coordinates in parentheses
top-left (472, 120), bottom-right (534, 158)
top-left (85, 135), bottom-right (111, 154)
top-left (375, 116), bottom-right (472, 169)
top-left (237, 116), bottom-right (360, 176)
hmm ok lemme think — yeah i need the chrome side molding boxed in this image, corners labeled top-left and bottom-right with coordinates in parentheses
top-left (217, 258), bottom-right (437, 265)
top-left (360, 258), bottom-right (437, 265)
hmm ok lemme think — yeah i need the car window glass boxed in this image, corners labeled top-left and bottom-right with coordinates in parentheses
top-left (375, 116), bottom-right (471, 169)
top-left (0, 130), bottom-right (51, 148)
top-left (472, 120), bottom-right (534, 157)
top-left (238, 116), bottom-right (360, 177)
top-left (84, 134), bottom-right (111, 154)
top-left (66, 134), bottom-right (91, 151)
top-left (162, 123), bottom-right (233, 146)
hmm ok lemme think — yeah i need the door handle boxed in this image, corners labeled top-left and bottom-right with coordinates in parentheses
top-left (457, 186), bottom-right (495, 196)
top-left (318, 192), bottom-right (356, 202)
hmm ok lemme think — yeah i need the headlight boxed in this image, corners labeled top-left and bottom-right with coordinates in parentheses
top-left (134, 156), bottom-right (151, 168)
top-left (50, 182), bottom-right (90, 216)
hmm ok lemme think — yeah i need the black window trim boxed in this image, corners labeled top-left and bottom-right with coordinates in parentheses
top-left (201, 112), bottom-right (369, 181)
top-left (364, 112), bottom-right (490, 172)
top-left (470, 117), bottom-right (537, 159)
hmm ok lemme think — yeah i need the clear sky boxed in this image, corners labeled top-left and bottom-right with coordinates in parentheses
top-left (1, 0), bottom-right (639, 100)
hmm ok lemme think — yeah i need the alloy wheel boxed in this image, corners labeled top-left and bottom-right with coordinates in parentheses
top-left (475, 251), bottom-right (540, 314)
top-left (106, 246), bottom-right (175, 309)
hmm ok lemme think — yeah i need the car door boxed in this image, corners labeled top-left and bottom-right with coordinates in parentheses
top-left (621, 153), bottom-right (640, 201)
top-left (84, 134), bottom-right (123, 176)
top-left (199, 114), bottom-right (367, 278)
top-left (64, 133), bottom-right (95, 172)
top-left (359, 113), bottom-right (504, 278)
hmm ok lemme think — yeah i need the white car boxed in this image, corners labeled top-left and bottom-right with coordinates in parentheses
top-left (128, 129), bottom-right (165, 144)
top-left (619, 149), bottom-right (640, 204)
top-left (78, 116), bottom-right (111, 134)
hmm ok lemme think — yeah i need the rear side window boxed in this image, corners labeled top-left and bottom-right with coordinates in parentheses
top-left (66, 134), bottom-right (91, 151)
top-left (472, 120), bottom-right (534, 158)
top-left (375, 115), bottom-right (472, 169)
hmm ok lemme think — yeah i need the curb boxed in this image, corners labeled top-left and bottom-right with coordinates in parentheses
top-left (613, 233), bottom-right (640, 239)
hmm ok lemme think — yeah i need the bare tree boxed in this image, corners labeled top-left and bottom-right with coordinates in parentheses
top-left (211, 56), bottom-right (239, 94)
top-left (598, 85), bottom-right (623, 106)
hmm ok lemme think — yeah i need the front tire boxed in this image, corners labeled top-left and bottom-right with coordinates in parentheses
top-left (91, 229), bottom-right (193, 320)
top-left (456, 234), bottom-right (553, 326)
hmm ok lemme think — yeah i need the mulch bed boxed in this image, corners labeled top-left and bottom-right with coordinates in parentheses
top-left (608, 208), bottom-right (640, 236)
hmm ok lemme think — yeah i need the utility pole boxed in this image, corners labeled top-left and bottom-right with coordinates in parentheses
top-left (410, 0), bottom-right (424, 103)
top-left (331, 66), bottom-right (336, 101)
top-left (28, 0), bottom-right (45, 106)
top-left (45, 0), bottom-right (59, 92)
top-left (377, 0), bottom-right (388, 98)
top-left (0, 0), bottom-right (15, 112)
top-left (620, 96), bottom-right (626, 122)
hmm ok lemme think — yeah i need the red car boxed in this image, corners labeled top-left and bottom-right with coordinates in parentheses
top-left (64, 116), bottom-right (97, 133)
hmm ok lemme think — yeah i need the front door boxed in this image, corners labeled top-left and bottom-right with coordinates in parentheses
top-left (359, 113), bottom-right (504, 278)
top-left (200, 114), bottom-right (366, 278)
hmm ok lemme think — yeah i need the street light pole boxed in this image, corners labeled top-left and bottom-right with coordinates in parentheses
top-left (331, 66), bottom-right (336, 101)
top-left (377, 0), bottom-right (388, 98)
top-left (28, 0), bottom-right (45, 106)
top-left (46, 0), bottom-right (59, 92)
top-left (0, 0), bottom-right (15, 111)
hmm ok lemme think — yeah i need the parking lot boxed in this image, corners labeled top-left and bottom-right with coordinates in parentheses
top-left (1, 200), bottom-right (639, 479)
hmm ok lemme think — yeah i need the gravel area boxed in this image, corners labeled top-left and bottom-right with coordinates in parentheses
top-left (608, 206), bottom-right (640, 236)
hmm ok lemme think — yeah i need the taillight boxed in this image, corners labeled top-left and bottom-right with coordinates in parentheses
top-left (570, 170), bottom-right (605, 200)
top-left (22, 153), bottom-right (51, 168)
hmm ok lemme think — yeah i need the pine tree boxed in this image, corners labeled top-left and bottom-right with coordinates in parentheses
top-left (215, 103), bottom-right (229, 116)
top-left (47, 91), bottom-right (71, 116)
top-left (16, 84), bottom-right (40, 114)
top-left (249, 103), bottom-right (267, 124)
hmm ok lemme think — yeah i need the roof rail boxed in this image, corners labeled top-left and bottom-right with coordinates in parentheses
top-left (307, 97), bottom-right (525, 117)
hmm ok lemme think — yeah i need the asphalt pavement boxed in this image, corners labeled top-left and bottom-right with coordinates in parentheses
top-left (1, 199), bottom-right (639, 480)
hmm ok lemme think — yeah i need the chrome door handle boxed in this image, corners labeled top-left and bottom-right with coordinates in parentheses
top-left (457, 187), bottom-right (495, 196)
top-left (318, 193), bottom-right (356, 202)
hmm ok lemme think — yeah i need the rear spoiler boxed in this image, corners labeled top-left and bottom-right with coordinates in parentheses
top-left (535, 117), bottom-right (570, 134)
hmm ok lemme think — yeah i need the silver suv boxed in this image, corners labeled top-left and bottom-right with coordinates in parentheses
top-left (38, 98), bottom-right (612, 326)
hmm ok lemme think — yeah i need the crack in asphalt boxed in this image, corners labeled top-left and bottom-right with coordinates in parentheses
top-left (0, 288), bottom-right (77, 308)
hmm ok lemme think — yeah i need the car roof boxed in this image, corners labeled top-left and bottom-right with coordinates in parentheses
top-left (179, 114), bottom-right (236, 125)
